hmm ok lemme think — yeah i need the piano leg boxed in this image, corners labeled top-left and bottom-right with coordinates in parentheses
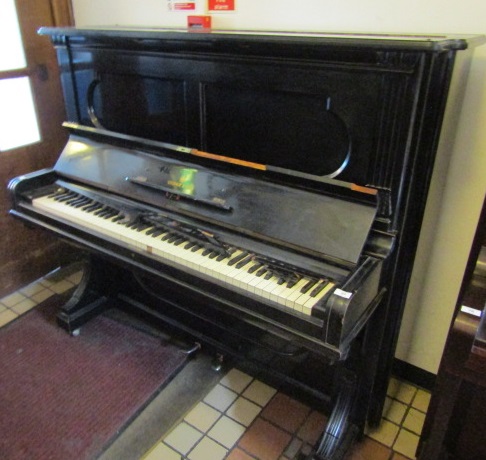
top-left (298, 368), bottom-right (359, 460)
top-left (299, 294), bottom-right (387, 460)
top-left (56, 256), bottom-right (122, 334)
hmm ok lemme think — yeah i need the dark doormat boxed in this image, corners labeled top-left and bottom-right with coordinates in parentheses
top-left (0, 298), bottom-right (187, 460)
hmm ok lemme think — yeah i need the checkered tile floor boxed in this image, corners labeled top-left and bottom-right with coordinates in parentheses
top-left (142, 367), bottom-right (429, 460)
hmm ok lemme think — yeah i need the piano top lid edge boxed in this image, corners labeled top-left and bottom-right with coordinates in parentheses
top-left (38, 26), bottom-right (486, 51)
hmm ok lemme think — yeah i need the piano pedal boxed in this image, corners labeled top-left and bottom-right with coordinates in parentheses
top-left (180, 341), bottom-right (201, 356)
top-left (211, 353), bottom-right (224, 372)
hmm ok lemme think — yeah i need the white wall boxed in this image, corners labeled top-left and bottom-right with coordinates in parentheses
top-left (71, 0), bottom-right (486, 374)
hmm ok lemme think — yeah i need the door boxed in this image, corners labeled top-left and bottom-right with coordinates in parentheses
top-left (0, 0), bottom-right (74, 296)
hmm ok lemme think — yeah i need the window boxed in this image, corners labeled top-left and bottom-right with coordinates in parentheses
top-left (0, 0), bottom-right (41, 151)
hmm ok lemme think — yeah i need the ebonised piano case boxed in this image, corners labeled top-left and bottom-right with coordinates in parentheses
top-left (8, 28), bottom-right (485, 460)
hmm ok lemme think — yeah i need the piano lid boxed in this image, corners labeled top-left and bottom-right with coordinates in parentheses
top-left (39, 27), bottom-right (486, 51)
top-left (53, 125), bottom-right (379, 267)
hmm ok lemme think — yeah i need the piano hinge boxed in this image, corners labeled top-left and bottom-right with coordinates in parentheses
top-left (364, 228), bottom-right (396, 260)
top-left (367, 185), bottom-right (392, 219)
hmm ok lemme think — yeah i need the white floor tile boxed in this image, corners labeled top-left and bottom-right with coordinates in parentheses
top-left (164, 422), bottom-right (203, 455)
top-left (143, 442), bottom-right (182, 460)
top-left (184, 402), bottom-right (221, 432)
top-left (207, 415), bottom-right (246, 449)
top-left (1, 291), bottom-right (27, 308)
top-left (0, 309), bottom-right (18, 327)
top-left (394, 428), bottom-right (419, 459)
top-left (204, 384), bottom-right (238, 412)
top-left (219, 368), bottom-right (253, 394)
top-left (225, 396), bottom-right (261, 427)
top-left (188, 436), bottom-right (227, 460)
top-left (242, 379), bottom-right (277, 407)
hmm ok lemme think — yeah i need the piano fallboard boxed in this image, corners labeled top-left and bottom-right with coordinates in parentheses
top-left (52, 125), bottom-right (379, 267)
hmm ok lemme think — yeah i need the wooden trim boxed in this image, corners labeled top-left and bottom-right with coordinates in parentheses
top-left (0, 68), bottom-right (30, 80)
top-left (49, 0), bottom-right (74, 27)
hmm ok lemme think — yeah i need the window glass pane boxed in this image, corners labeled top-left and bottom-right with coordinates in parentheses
top-left (0, 77), bottom-right (40, 151)
top-left (0, 0), bottom-right (26, 71)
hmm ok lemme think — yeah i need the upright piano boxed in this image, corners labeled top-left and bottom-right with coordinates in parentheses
top-left (8, 28), bottom-right (485, 459)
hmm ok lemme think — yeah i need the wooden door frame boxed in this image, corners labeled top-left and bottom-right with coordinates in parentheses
top-left (0, 0), bottom-right (75, 297)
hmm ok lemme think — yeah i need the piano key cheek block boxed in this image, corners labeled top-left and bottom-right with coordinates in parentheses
top-left (8, 28), bottom-right (485, 460)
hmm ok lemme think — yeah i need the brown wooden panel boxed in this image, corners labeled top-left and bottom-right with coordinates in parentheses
top-left (0, 0), bottom-right (75, 298)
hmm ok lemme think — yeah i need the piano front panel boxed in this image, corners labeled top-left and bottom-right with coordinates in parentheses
top-left (55, 42), bottom-right (422, 199)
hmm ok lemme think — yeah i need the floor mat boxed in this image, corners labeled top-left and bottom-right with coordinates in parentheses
top-left (0, 298), bottom-right (187, 460)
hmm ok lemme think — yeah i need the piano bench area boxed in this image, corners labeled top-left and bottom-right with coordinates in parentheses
top-left (0, 263), bottom-right (430, 460)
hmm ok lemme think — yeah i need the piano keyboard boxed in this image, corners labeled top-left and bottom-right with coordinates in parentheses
top-left (32, 188), bottom-right (335, 316)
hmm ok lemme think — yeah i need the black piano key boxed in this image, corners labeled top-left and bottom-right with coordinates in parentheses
top-left (89, 204), bottom-right (104, 213)
top-left (94, 206), bottom-right (110, 216)
top-left (286, 276), bottom-right (301, 289)
top-left (216, 252), bottom-right (229, 261)
top-left (136, 223), bottom-right (151, 232)
top-left (145, 226), bottom-right (159, 236)
top-left (248, 263), bottom-right (262, 274)
top-left (301, 279), bottom-right (318, 294)
top-left (264, 272), bottom-right (274, 280)
top-left (191, 245), bottom-right (202, 252)
top-left (310, 280), bottom-right (329, 297)
top-left (277, 277), bottom-right (286, 285)
top-left (68, 195), bottom-right (86, 204)
top-left (228, 251), bottom-right (249, 266)
top-left (66, 196), bottom-right (85, 206)
top-left (86, 205), bottom-right (102, 213)
top-left (52, 191), bottom-right (73, 201)
top-left (80, 202), bottom-right (98, 211)
top-left (208, 251), bottom-right (218, 259)
top-left (235, 255), bottom-right (252, 269)
top-left (97, 209), bottom-right (112, 217)
top-left (256, 267), bottom-right (267, 277)
top-left (113, 214), bottom-right (127, 223)
top-left (202, 248), bottom-right (212, 256)
top-left (47, 189), bottom-right (66, 199)
top-left (72, 198), bottom-right (91, 208)
top-left (57, 192), bottom-right (77, 202)
top-left (150, 229), bottom-right (166, 237)
top-left (142, 225), bottom-right (156, 233)
top-left (185, 241), bottom-right (197, 249)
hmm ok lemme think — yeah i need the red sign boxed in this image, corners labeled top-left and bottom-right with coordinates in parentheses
top-left (208, 0), bottom-right (235, 12)
top-left (169, 2), bottom-right (196, 11)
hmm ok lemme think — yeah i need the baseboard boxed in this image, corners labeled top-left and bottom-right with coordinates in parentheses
top-left (392, 358), bottom-right (436, 391)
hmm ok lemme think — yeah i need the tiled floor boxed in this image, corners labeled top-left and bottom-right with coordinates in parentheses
top-left (0, 267), bottom-right (431, 460)
top-left (0, 266), bottom-right (82, 328)
top-left (142, 368), bottom-right (430, 460)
